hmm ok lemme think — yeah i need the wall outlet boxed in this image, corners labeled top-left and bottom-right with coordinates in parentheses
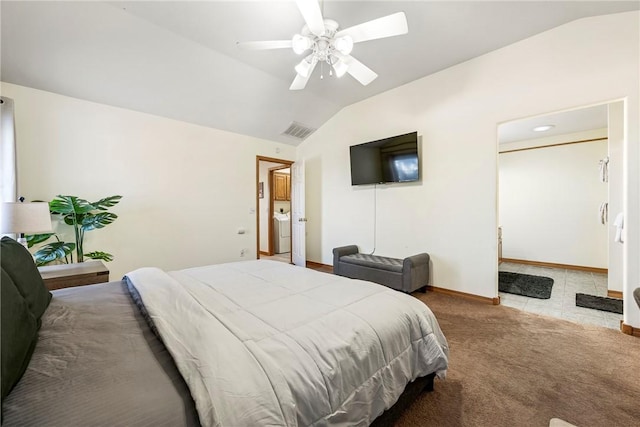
top-left (240, 249), bottom-right (246, 257)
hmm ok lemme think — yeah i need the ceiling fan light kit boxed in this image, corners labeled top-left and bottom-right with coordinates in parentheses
top-left (332, 59), bottom-right (349, 78)
top-left (333, 35), bottom-right (354, 55)
top-left (237, 0), bottom-right (408, 90)
top-left (295, 55), bottom-right (316, 78)
top-left (292, 34), bottom-right (313, 54)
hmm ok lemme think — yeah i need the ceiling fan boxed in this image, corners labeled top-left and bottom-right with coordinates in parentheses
top-left (237, 0), bottom-right (408, 90)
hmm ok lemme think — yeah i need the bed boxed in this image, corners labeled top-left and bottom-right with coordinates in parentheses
top-left (1, 237), bottom-right (449, 426)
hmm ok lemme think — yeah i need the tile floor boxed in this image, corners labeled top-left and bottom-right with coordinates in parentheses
top-left (499, 262), bottom-right (622, 330)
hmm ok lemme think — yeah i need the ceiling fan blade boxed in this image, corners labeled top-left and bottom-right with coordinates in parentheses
top-left (295, 0), bottom-right (325, 36)
top-left (289, 60), bottom-right (318, 90)
top-left (236, 40), bottom-right (293, 50)
top-left (336, 12), bottom-right (408, 43)
top-left (335, 53), bottom-right (378, 86)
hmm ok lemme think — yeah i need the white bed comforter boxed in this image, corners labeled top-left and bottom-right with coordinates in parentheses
top-left (125, 260), bottom-right (448, 427)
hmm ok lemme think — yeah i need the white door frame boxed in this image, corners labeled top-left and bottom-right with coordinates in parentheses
top-left (256, 156), bottom-right (294, 262)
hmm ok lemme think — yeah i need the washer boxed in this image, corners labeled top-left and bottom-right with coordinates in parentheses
top-left (273, 213), bottom-right (290, 254)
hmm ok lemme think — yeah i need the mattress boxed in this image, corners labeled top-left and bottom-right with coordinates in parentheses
top-left (1, 281), bottom-right (200, 427)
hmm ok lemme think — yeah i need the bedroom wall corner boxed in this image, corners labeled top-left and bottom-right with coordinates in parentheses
top-left (2, 82), bottom-right (296, 280)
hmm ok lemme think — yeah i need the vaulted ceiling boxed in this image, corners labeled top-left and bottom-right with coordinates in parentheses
top-left (2, 1), bottom-right (638, 145)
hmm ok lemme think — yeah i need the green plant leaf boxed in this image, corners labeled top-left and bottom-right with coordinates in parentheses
top-left (81, 212), bottom-right (118, 231)
top-left (34, 242), bottom-right (76, 266)
top-left (25, 233), bottom-right (55, 248)
top-left (49, 195), bottom-right (95, 215)
top-left (84, 251), bottom-right (114, 262)
top-left (92, 195), bottom-right (122, 211)
top-left (63, 213), bottom-right (89, 225)
top-left (41, 194), bottom-right (121, 265)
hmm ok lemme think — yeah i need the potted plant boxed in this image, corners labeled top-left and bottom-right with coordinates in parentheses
top-left (27, 195), bottom-right (122, 266)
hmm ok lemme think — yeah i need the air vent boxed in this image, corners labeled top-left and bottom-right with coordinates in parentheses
top-left (281, 122), bottom-right (316, 140)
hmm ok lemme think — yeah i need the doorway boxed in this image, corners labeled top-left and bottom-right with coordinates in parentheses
top-left (256, 156), bottom-right (293, 263)
top-left (497, 102), bottom-right (624, 330)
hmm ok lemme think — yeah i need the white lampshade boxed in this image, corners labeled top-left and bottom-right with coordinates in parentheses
top-left (295, 56), bottom-right (316, 78)
top-left (332, 58), bottom-right (349, 78)
top-left (292, 34), bottom-right (312, 55)
top-left (1, 202), bottom-right (53, 234)
top-left (333, 36), bottom-right (353, 55)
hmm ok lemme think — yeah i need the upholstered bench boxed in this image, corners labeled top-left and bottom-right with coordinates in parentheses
top-left (332, 245), bottom-right (429, 293)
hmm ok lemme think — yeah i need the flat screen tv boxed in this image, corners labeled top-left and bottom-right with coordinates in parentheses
top-left (350, 131), bottom-right (419, 185)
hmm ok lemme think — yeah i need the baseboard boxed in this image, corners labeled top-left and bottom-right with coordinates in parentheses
top-left (306, 260), bottom-right (331, 268)
top-left (426, 285), bottom-right (500, 305)
top-left (608, 290), bottom-right (623, 299)
top-left (315, 262), bottom-right (499, 304)
top-left (501, 258), bottom-right (607, 274)
top-left (620, 321), bottom-right (640, 337)
top-left (306, 261), bottom-right (333, 273)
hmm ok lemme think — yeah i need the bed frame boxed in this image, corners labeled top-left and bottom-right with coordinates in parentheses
top-left (372, 373), bottom-right (436, 426)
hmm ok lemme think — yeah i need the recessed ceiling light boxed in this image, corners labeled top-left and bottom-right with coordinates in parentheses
top-left (533, 125), bottom-right (555, 132)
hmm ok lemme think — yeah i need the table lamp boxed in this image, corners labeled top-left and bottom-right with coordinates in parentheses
top-left (1, 201), bottom-right (53, 247)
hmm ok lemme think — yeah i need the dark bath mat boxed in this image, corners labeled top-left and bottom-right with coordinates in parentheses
top-left (575, 293), bottom-right (623, 314)
top-left (499, 271), bottom-right (554, 299)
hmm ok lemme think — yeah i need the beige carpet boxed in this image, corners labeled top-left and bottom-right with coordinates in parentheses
top-left (394, 292), bottom-right (640, 427)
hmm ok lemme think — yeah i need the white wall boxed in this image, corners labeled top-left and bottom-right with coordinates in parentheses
top-left (297, 9), bottom-right (639, 331)
top-left (2, 82), bottom-right (296, 280)
top-left (499, 138), bottom-right (608, 268)
top-left (274, 201), bottom-right (290, 214)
